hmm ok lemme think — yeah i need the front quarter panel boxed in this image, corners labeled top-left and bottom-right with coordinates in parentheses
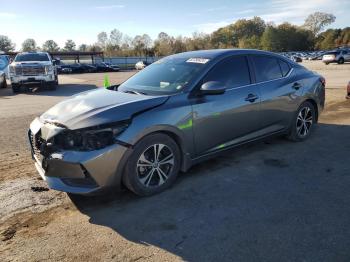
top-left (117, 93), bottom-right (194, 163)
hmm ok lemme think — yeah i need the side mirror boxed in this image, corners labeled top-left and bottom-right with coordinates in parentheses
top-left (200, 81), bottom-right (226, 95)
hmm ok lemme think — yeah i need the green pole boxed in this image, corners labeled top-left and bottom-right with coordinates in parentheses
top-left (104, 74), bottom-right (110, 88)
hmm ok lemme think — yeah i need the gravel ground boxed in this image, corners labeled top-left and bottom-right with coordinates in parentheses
top-left (0, 62), bottom-right (349, 262)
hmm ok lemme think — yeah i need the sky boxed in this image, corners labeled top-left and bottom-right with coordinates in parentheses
top-left (0, 0), bottom-right (349, 49)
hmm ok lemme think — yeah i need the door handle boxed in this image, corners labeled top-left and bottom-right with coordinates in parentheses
top-left (245, 94), bottom-right (259, 103)
top-left (292, 82), bottom-right (302, 90)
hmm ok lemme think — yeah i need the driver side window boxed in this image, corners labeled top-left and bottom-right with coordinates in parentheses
top-left (203, 56), bottom-right (251, 89)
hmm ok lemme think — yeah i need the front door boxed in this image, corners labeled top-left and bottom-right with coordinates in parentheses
top-left (191, 55), bottom-right (261, 155)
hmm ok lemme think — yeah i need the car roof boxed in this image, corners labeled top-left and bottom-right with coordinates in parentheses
top-left (171, 49), bottom-right (284, 59)
top-left (168, 49), bottom-right (299, 66)
top-left (18, 51), bottom-right (49, 55)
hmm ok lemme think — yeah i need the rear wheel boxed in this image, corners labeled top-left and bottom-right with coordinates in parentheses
top-left (288, 101), bottom-right (316, 142)
top-left (338, 57), bottom-right (345, 64)
top-left (123, 133), bottom-right (181, 196)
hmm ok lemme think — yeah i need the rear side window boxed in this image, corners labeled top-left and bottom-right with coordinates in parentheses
top-left (203, 56), bottom-right (251, 88)
top-left (252, 56), bottom-right (282, 82)
top-left (278, 60), bottom-right (291, 77)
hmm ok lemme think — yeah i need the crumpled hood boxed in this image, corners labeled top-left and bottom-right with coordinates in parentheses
top-left (40, 88), bottom-right (169, 129)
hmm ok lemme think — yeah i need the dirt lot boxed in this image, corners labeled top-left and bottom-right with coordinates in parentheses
top-left (0, 61), bottom-right (350, 262)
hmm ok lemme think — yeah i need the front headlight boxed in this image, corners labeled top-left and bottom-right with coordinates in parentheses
top-left (54, 123), bottom-right (129, 151)
top-left (45, 65), bottom-right (54, 74)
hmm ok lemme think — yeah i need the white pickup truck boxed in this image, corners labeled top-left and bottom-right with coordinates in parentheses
top-left (8, 52), bottom-right (58, 93)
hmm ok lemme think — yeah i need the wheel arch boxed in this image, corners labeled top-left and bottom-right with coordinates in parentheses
top-left (303, 98), bottom-right (319, 123)
top-left (129, 126), bottom-right (192, 172)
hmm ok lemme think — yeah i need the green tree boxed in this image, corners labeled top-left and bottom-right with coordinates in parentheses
top-left (78, 44), bottom-right (88, 52)
top-left (0, 35), bottom-right (15, 52)
top-left (232, 17), bottom-right (266, 43)
top-left (22, 38), bottom-right (37, 51)
top-left (315, 29), bottom-right (341, 50)
top-left (63, 39), bottom-right (76, 51)
top-left (303, 12), bottom-right (336, 35)
top-left (261, 23), bottom-right (314, 51)
top-left (42, 40), bottom-right (60, 52)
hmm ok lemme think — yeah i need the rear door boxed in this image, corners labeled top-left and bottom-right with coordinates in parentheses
top-left (191, 55), bottom-right (261, 155)
top-left (250, 55), bottom-right (302, 133)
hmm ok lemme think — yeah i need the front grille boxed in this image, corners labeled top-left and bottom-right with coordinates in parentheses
top-left (15, 66), bottom-right (45, 76)
top-left (29, 130), bottom-right (44, 161)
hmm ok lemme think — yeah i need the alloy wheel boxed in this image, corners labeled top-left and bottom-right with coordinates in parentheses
top-left (296, 106), bottom-right (313, 137)
top-left (136, 144), bottom-right (175, 187)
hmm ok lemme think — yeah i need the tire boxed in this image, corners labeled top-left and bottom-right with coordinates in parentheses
top-left (49, 82), bottom-right (57, 91)
top-left (12, 84), bottom-right (20, 93)
top-left (288, 101), bottom-right (316, 142)
top-left (338, 57), bottom-right (345, 64)
top-left (46, 81), bottom-right (57, 91)
top-left (1, 75), bottom-right (7, 88)
top-left (123, 133), bottom-right (181, 196)
top-left (55, 75), bottom-right (59, 85)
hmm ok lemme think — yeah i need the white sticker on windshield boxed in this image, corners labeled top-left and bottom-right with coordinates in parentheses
top-left (186, 58), bottom-right (210, 64)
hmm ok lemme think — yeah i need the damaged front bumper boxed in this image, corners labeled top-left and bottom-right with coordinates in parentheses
top-left (28, 118), bottom-right (131, 195)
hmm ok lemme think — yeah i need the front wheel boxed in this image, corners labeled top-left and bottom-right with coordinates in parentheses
top-left (1, 75), bottom-right (7, 88)
top-left (12, 84), bottom-right (20, 93)
top-left (338, 58), bottom-right (345, 64)
top-left (123, 133), bottom-right (181, 196)
top-left (288, 101), bottom-right (316, 142)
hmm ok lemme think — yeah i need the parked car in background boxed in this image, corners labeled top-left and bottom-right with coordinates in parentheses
top-left (8, 52), bottom-right (58, 93)
top-left (135, 60), bottom-right (151, 70)
top-left (0, 70), bottom-right (7, 88)
top-left (95, 62), bottom-right (120, 72)
top-left (0, 55), bottom-right (10, 78)
top-left (322, 50), bottom-right (350, 64)
top-left (291, 56), bottom-right (302, 63)
top-left (29, 49), bottom-right (325, 196)
top-left (59, 63), bottom-right (97, 74)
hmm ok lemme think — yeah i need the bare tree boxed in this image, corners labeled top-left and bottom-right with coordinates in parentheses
top-left (303, 12), bottom-right (336, 35)
top-left (109, 29), bottom-right (123, 48)
top-left (97, 32), bottom-right (108, 49)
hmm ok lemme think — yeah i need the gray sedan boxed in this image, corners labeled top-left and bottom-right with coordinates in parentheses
top-left (29, 49), bottom-right (325, 196)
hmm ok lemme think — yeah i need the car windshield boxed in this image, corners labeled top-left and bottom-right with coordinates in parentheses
top-left (119, 57), bottom-right (207, 95)
top-left (15, 53), bottom-right (50, 62)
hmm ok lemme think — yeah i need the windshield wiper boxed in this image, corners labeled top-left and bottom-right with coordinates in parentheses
top-left (123, 90), bottom-right (147, 95)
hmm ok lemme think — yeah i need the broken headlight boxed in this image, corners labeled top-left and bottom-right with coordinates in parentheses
top-left (54, 123), bottom-right (128, 151)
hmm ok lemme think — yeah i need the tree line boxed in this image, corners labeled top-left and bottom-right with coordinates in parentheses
top-left (0, 12), bottom-right (349, 56)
